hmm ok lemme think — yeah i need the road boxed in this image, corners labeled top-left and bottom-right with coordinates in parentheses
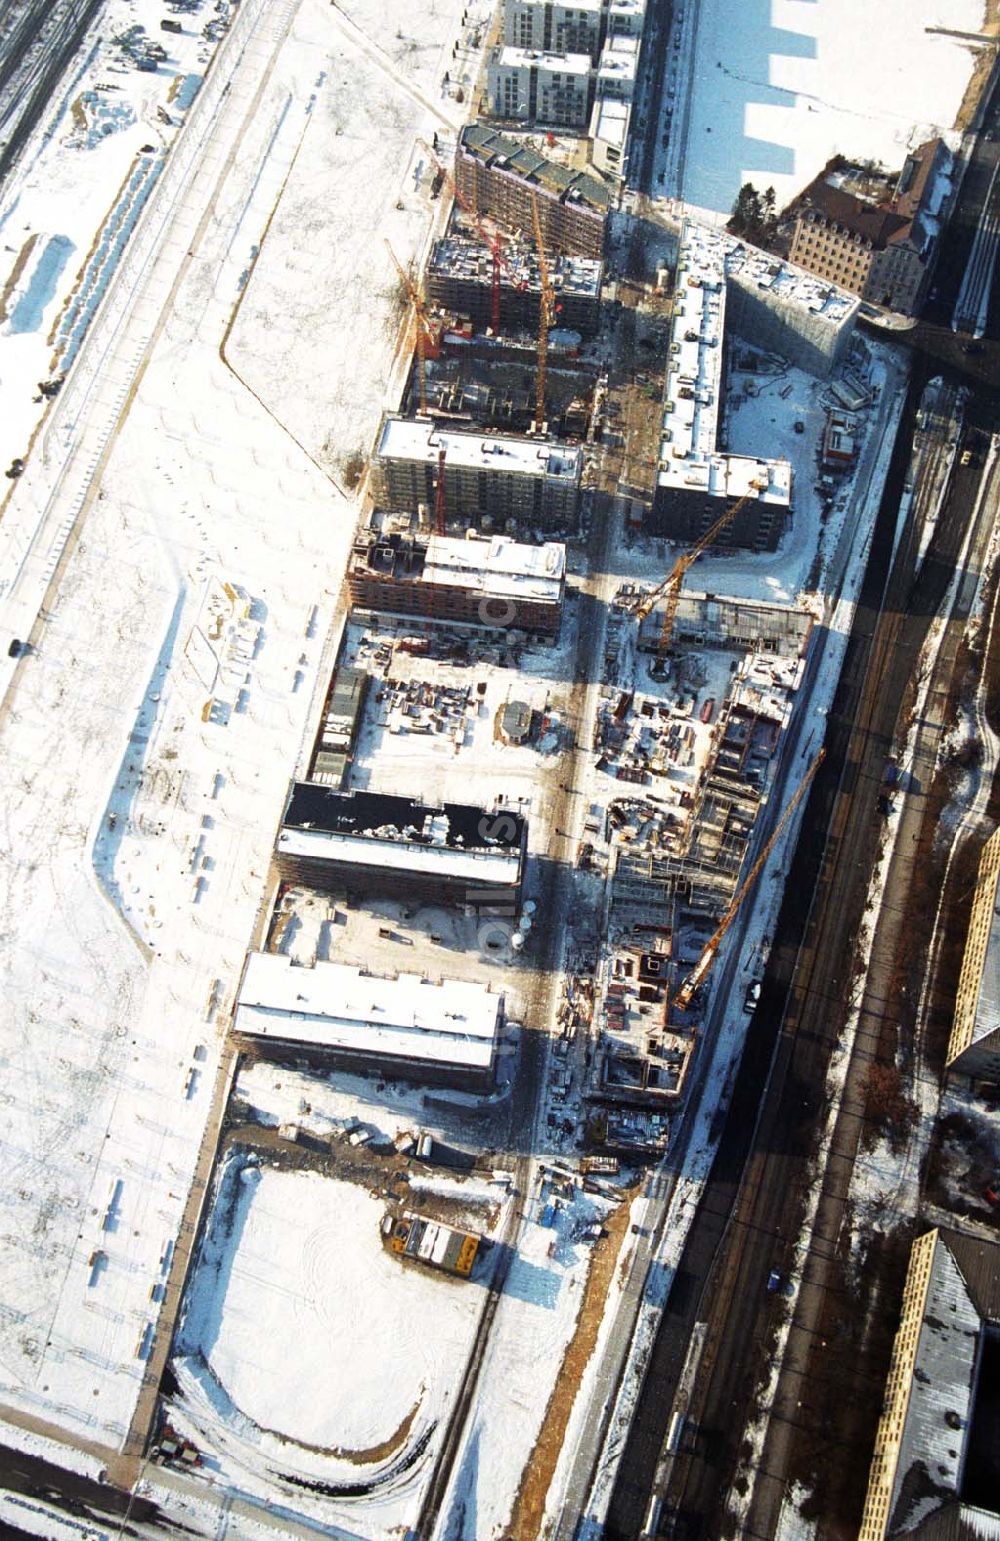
top-left (742, 419), bottom-right (1000, 1541)
top-left (604, 370), bottom-right (997, 1537)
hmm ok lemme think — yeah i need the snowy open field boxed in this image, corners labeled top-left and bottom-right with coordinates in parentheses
top-left (0, 0), bottom-right (488, 1463)
top-left (225, 0), bottom-right (494, 472)
top-left (662, 0), bottom-right (985, 213)
top-left (0, 0), bottom-right (236, 479)
top-left (167, 1157), bottom-right (490, 1536)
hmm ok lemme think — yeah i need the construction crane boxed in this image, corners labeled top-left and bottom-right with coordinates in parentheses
top-left (673, 747), bottom-right (826, 1012)
top-left (531, 191), bottom-right (555, 434)
top-left (634, 482), bottom-right (769, 652)
top-left (419, 139), bottom-right (525, 333)
top-left (434, 444), bottom-right (447, 536)
top-left (384, 239), bottom-right (432, 416)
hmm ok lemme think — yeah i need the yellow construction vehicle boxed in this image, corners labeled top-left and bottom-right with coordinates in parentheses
top-left (634, 482), bottom-right (768, 654)
top-left (673, 747), bottom-right (826, 1012)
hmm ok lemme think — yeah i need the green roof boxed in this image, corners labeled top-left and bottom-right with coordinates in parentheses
top-left (459, 124), bottom-right (611, 213)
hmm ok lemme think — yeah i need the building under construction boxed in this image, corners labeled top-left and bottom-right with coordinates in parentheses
top-left (454, 123), bottom-right (610, 259)
top-left (276, 784), bottom-right (528, 907)
top-left (425, 225), bottom-right (603, 336)
top-left (374, 416), bottom-right (583, 533)
top-left (421, 362), bottom-right (592, 439)
top-left (347, 519), bottom-right (566, 636)
top-left (637, 591), bottom-right (814, 659)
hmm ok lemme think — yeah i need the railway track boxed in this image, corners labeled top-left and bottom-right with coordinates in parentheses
top-left (0, 0), bottom-right (104, 188)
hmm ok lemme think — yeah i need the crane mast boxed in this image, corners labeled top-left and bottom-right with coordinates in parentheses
top-left (434, 445), bottom-right (447, 536)
top-left (384, 239), bottom-right (431, 416)
top-left (530, 191), bottom-right (553, 434)
top-left (674, 748), bottom-right (826, 1011)
top-left (634, 482), bottom-right (768, 651)
top-left (419, 139), bottom-right (524, 332)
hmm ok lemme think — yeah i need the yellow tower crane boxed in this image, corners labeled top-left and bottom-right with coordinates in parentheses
top-left (634, 481), bottom-right (769, 654)
top-left (673, 747), bottom-right (826, 1012)
top-left (384, 240), bottom-right (431, 416)
top-left (530, 191), bottom-right (555, 434)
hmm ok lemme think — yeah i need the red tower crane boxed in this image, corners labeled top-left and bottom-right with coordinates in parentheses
top-left (419, 139), bottom-right (526, 333)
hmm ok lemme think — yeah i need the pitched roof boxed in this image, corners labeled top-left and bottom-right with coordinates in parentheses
top-left (798, 176), bottom-right (911, 248)
top-left (459, 123), bottom-right (611, 212)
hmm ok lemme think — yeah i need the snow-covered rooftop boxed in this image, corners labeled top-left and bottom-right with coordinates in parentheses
top-left (656, 219), bottom-right (860, 503)
top-left (423, 533), bottom-right (566, 598)
top-left (278, 824), bottom-right (523, 883)
top-left (597, 33), bottom-right (639, 84)
top-left (377, 416), bottom-right (583, 481)
top-left (591, 96), bottom-right (631, 150)
top-left (234, 953), bottom-right (502, 1071)
top-left (278, 782), bottom-right (525, 885)
top-left (430, 231), bottom-right (602, 296)
top-left (496, 46), bottom-right (592, 76)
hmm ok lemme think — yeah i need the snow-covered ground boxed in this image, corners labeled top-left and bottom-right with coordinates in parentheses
top-left (658, 0), bottom-right (985, 213)
top-left (225, 0), bottom-right (494, 473)
top-left (0, 0), bottom-right (486, 1463)
top-left (0, 0), bottom-right (237, 478)
top-left (166, 1155), bottom-right (491, 1538)
top-left (435, 1166), bottom-right (624, 1539)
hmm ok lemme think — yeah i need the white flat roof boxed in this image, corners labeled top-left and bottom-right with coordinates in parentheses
top-left (378, 417), bottom-right (582, 482)
top-left (423, 534), bottom-right (565, 600)
top-left (591, 96), bottom-right (630, 149)
top-left (598, 33), bottom-right (639, 73)
top-left (235, 953), bottom-right (501, 1070)
top-left (656, 453), bottom-right (792, 505)
top-left (515, 0), bottom-right (602, 11)
top-left (276, 825), bottom-right (522, 884)
top-left (497, 46), bottom-right (592, 75)
top-left (658, 220), bottom-right (799, 503)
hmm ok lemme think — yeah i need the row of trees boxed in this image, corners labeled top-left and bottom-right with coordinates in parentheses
top-left (728, 182), bottom-right (779, 242)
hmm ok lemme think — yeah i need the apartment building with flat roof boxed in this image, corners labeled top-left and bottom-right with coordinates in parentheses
top-left (374, 415), bottom-right (583, 533)
top-left (487, 46), bottom-right (593, 129)
top-left (947, 825), bottom-right (1000, 1083)
top-left (503, 0), bottom-right (603, 61)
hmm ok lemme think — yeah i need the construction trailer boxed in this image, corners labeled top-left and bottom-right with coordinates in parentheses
top-left (385, 1211), bottom-right (482, 1277)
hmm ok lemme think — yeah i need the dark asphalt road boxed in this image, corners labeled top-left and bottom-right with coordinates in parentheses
top-left (603, 55), bottom-right (1000, 1541)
